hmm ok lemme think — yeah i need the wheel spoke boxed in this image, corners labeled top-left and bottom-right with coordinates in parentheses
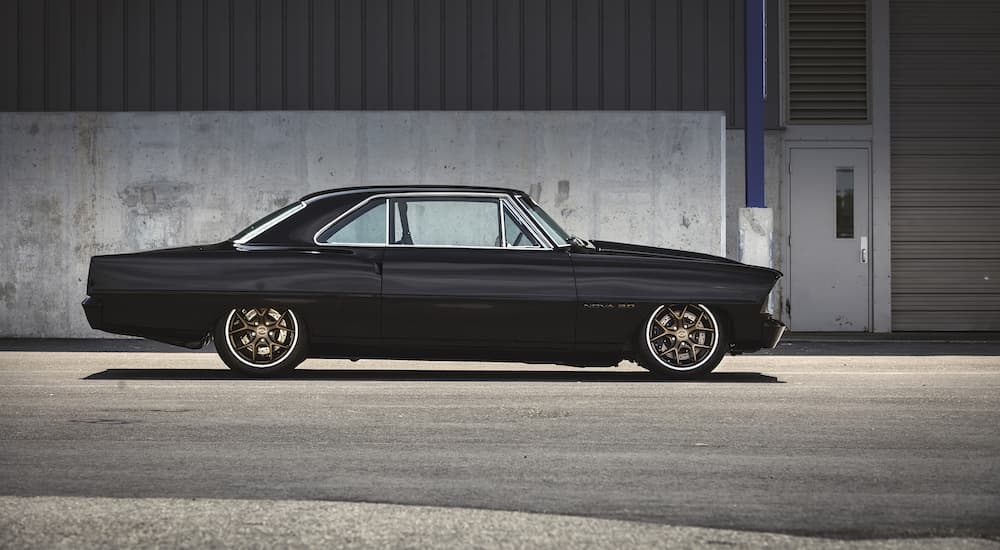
top-left (656, 341), bottom-right (677, 359)
top-left (686, 341), bottom-right (700, 361)
top-left (230, 311), bottom-right (252, 332)
top-left (274, 310), bottom-right (291, 327)
top-left (235, 339), bottom-right (255, 352)
top-left (650, 328), bottom-right (670, 341)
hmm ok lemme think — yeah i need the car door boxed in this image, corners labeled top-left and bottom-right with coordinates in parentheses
top-left (308, 198), bottom-right (386, 352)
top-left (381, 195), bottom-right (576, 350)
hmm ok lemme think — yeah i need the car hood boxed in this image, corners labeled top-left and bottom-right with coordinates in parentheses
top-left (588, 239), bottom-right (782, 277)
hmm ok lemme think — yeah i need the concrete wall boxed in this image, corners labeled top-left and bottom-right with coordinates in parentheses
top-left (725, 129), bottom-right (785, 317)
top-left (0, 111), bottom-right (726, 338)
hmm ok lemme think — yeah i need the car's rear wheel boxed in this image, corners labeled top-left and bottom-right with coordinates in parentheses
top-left (636, 303), bottom-right (728, 379)
top-left (214, 306), bottom-right (307, 376)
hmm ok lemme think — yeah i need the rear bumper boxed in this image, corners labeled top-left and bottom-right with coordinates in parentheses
top-left (761, 315), bottom-right (787, 349)
top-left (81, 296), bottom-right (102, 329)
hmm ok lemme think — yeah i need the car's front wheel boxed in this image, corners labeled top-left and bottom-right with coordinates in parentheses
top-left (636, 303), bottom-right (728, 379)
top-left (214, 306), bottom-right (307, 376)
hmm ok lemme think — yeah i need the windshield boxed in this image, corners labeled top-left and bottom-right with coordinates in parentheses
top-left (518, 196), bottom-right (573, 245)
top-left (231, 201), bottom-right (305, 243)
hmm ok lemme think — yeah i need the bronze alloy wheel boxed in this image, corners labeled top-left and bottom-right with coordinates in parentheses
top-left (225, 307), bottom-right (299, 368)
top-left (645, 304), bottom-right (720, 371)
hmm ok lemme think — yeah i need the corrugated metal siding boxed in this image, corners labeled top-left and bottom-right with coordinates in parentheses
top-left (890, 0), bottom-right (1000, 330)
top-left (787, 0), bottom-right (868, 122)
top-left (0, 0), bottom-right (781, 128)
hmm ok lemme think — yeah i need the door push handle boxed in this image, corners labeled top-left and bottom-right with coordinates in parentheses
top-left (860, 236), bottom-right (868, 264)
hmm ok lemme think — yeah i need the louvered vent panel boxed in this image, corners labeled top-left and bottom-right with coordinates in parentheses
top-left (788, 0), bottom-right (869, 122)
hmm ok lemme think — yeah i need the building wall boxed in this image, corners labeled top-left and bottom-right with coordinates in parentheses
top-left (0, 110), bottom-right (726, 338)
top-left (725, 129), bottom-right (784, 313)
top-left (888, 0), bottom-right (1000, 330)
top-left (0, 0), bottom-right (781, 129)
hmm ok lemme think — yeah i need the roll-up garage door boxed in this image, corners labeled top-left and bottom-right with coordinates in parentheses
top-left (890, 0), bottom-right (1000, 330)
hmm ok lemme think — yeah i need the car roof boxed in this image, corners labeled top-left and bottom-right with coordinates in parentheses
top-left (300, 185), bottom-right (528, 203)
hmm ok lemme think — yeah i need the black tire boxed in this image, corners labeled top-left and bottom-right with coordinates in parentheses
top-left (636, 303), bottom-right (729, 379)
top-left (214, 307), bottom-right (308, 377)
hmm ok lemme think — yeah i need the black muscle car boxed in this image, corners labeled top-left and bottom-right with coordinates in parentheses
top-left (83, 186), bottom-right (785, 378)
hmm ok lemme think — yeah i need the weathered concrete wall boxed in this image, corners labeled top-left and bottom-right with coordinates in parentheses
top-left (0, 111), bottom-right (725, 338)
top-left (726, 129), bottom-right (785, 319)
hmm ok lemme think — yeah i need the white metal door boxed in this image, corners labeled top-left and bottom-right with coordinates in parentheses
top-left (789, 147), bottom-right (871, 331)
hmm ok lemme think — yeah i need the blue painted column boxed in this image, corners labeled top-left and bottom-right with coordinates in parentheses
top-left (745, 0), bottom-right (766, 208)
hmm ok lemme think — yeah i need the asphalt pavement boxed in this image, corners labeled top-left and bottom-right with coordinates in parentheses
top-left (1, 340), bottom-right (998, 548)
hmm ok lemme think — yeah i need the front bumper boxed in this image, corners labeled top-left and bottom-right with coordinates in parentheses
top-left (761, 316), bottom-right (787, 349)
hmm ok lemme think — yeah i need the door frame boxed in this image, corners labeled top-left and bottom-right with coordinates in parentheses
top-left (783, 140), bottom-right (876, 331)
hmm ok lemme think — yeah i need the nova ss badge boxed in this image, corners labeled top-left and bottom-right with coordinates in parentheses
top-left (583, 303), bottom-right (636, 310)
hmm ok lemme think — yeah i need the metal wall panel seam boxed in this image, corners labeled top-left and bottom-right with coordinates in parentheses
top-left (335, 0), bottom-right (341, 109)
top-left (650, 0), bottom-right (656, 109)
top-left (466, 0), bottom-right (472, 110)
top-left (624, 0), bottom-right (630, 109)
top-left (598, 0), bottom-right (603, 109)
top-left (229, 0), bottom-right (234, 109)
top-left (43, 0), bottom-right (48, 110)
top-left (150, 0), bottom-right (156, 109)
top-left (387, 0), bottom-right (393, 110)
top-left (361, 0), bottom-right (368, 111)
top-left (70, 0), bottom-right (75, 109)
top-left (15, 0), bottom-right (22, 110)
top-left (702, 0), bottom-right (708, 110)
top-left (308, 0), bottom-right (313, 109)
top-left (493, 0), bottom-right (498, 109)
top-left (282, 0), bottom-right (287, 109)
top-left (201, 0), bottom-right (206, 109)
top-left (675, 0), bottom-right (681, 110)
top-left (545, 0), bottom-right (551, 109)
top-left (414, 0), bottom-right (420, 108)
top-left (440, 0), bottom-right (446, 109)
top-left (518, 0), bottom-right (523, 109)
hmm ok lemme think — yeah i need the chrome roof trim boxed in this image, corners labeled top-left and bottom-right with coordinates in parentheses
top-left (233, 201), bottom-right (306, 245)
top-left (301, 186), bottom-right (527, 205)
top-left (312, 191), bottom-right (555, 250)
top-left (499, 197), bottom-right (547, 249)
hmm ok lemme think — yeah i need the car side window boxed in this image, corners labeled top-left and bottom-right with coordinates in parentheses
top-left (502, 204), bottom-right (542, 248)
top-left (317, 199), bottom-right (387, 245)
top-left (390, 198), bottom-right (501, 247)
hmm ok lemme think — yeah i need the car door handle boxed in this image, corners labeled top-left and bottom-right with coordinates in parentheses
top-left (860, 236), bottom-right (868, 264)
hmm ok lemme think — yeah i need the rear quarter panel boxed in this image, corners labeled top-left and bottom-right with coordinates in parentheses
top-left (87, 245), bottom-right (381, 347)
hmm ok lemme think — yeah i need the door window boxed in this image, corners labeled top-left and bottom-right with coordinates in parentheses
top-left (390, 198), bottom-right (501, 247)
top-left (835, 168), bottom-right (855, 238)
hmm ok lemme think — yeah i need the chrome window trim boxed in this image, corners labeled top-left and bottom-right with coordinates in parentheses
top-left (499, 198), bottom-right (545, 249)
top-left (313, 198), bottom-right (389, 247)
top-left (498, 200), bottom-right (507, 247)
top-left (234, 201), bottom-right (307, 245)
top-left (313, 191), bottom-right (556, 250)
top-left (514, 195), bottom-right (571, 248)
